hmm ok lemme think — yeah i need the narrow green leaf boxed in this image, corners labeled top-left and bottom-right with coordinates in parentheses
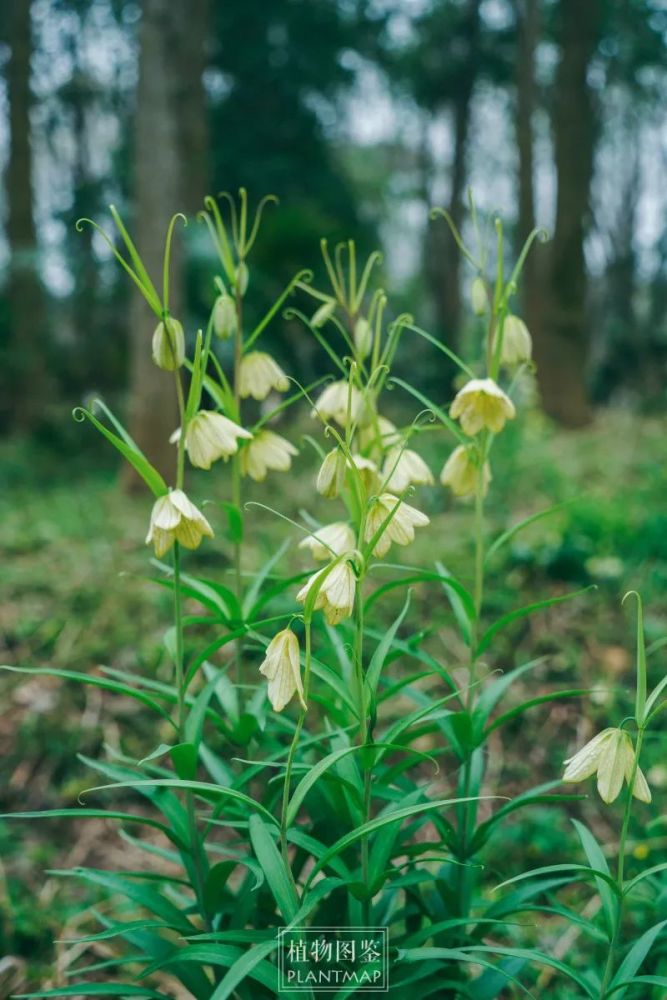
top-left (82, 778), bottom-right (278, 826)
top-left (366, 591), bottom-right (411, 698)
top-left (73, 406), bottom-right (167, 497)
top-left (571, 819), bottom-right (615, 938)
top-left (484, 499), bottom-right (580, 565)
top-left (623, 591), bottom-right (647, 725)
top-left (608, 920), bottom-right (667, 994)
top-left (476, 587), bottom-right (594, 656)
top-left (248, 814), bottom-right (299, 921)
top-left (495, 863), bottom-right (621, 896)
top-left (305, 796), bottom-right (493, 888)
top-left (0, 666), bottom-right (176, 727)
top-left (17, 988), bottom-right (170, 999)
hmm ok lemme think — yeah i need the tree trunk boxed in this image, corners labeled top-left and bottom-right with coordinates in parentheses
top-left (2, 0), bottom-right (49, 431)
top-left (514, 0), bottom-right (542, 341)
top-left (425, 0), bottom-right (481, 378)
top-left (122, 0), bottom-right (209, 490)
top-left (535, 0), bottom-right (602, 427)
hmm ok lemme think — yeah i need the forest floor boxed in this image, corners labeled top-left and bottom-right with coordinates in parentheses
top-left (1, 404), bottom-right (666, 993)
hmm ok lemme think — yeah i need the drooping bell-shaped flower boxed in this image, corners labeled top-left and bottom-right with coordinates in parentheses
top-left (440, 444), bottom-right (491, 498)
top-left (259, 628), bottom-right (306, 712)
top-left (239, 351), bottom-right (289, 400)
top-left (364, 493), bottom-right (430, 558)
top-left (240, 430), bottom-right (297, 481)
top-left (299, 522), bottom-right (356, 561)
top-left (296, 560), bottom-right (356, 626)
top-left (312, 381), bottom-right (363, 427)
top-left (145, 489), bottom-right (214, 557)
top-left (382, 447), bottom-right (434, 493)
top-left (494, 314), bottom-right (532, 366)
top-left (450, 378), bottom-right (516, 436)
top-left (173, 411), bottom-right (252, 470)
top-left (563, 728), bottom-right (651, 805)
top-left (316, 448), bottom-right (347, 498)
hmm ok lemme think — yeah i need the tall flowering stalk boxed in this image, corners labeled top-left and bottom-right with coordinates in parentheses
top-left (260, 242), bottom-right (432, 919)
top-left (197, 191), bottom-right (309, 683)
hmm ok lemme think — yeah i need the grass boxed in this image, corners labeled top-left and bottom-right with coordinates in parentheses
top-left (1, 401), bottom-right (666, 990)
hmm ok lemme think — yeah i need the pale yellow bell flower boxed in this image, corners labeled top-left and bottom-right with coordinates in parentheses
top-left (240, 430), bottom-right (297, 481)
top-left (563, 728), bottom-right (651, 805)
top-left (213, 294), bottom-right (237, 339)
top-left (239, 351), bottom-right (289, 400)
top-left (494, 314), bottom-right (532, 366)
top-left (357, 416), bottom-right (400, 460)
top-left (145, 489), bottom-right (214, 557)
top-left (299, 522), bottom-right (356, 561)
top-left (312, 381), bottom-right (363, 427)
top-left (350, 454), bottom-right (380, 494)
top-left (152, 317), bottom-right (185, 371)
top-left (364, 493), bottom-right (430, 558)
top-left (259, 628), bottom-right (306, 712)
top-left (450, 377), bottom-right (516, 436)
top-left (382, 447), bottom-right (434, 492)
top-left (440, 444), bottom-right (491, 498)
top-left (296, 560), bottom-right (356, 626)
top-left (316, 448), bottom-right (347, 498)
top-left (172, 411), bottom-right (252, 469)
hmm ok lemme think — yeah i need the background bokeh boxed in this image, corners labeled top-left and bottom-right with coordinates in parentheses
top-left (1, 0), bottom-right (667, 994)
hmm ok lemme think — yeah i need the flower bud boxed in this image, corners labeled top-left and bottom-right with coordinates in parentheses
top-left (494, 314), bottom-right (532, 366)
top-left (152, 317), bottom-right (185, 371)
top-left (471, 277), bottom-right (487, 316)
top-left (235, 261), bottom-right (249, 295)
top-left (354, 316), bottom-right (372, 359)
top-left (317, 448), bottom-right (346, 498)
top-left (213, 294), bottom-right (237, 339)
top-left (311, 298), bottom-right (336, 328)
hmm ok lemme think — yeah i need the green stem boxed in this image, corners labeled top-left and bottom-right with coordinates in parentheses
top-left (232, 277), bottom-right (244, 684)
top-left (280, 621), bottom-right (313, 887)
top-left (599, 729), bottom-right (645, 998)
top-left (172, 375), bottom-right (210, 930)
top-left (457, 458), bottom-right (486, 920)
top-left (173, 543), bottom-right (186, 734)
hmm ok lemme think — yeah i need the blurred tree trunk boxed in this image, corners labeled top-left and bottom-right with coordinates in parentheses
top-left (514, 0), bottom-right (542, 341)
top-left (425, 0), bottom-right (481, 373)
top-left (535, 0), bottom-right (602, 427)
top-left (122, 0), bottom-right (209, 491)
top-left (2, 0), bottom-right (49, 431)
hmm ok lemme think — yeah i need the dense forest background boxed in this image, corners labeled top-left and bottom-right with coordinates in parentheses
top-left (1, 0), bottom-right (666, 468)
